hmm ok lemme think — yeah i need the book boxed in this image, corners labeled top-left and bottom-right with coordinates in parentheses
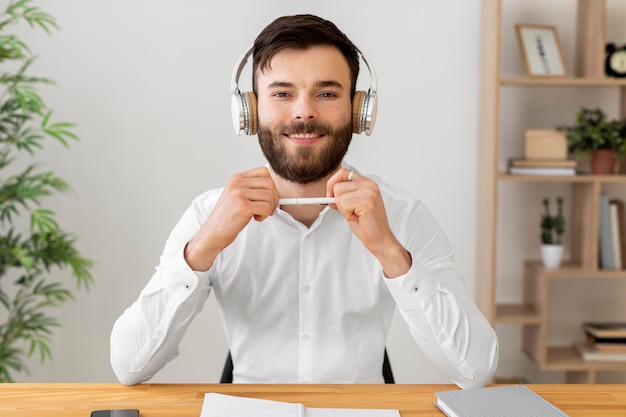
top-left (585, 331), bottom-right (626, 346)
top-left (609, 201), bottom-right (622, 269)
top-left (509, 158), bottom-right (576, 168)
top-left (576, 342), bottom-right (626, 362)
top-left (583, 322), bottom-right (626, 338)
top-left (509, 158), bottom-right (577, 168)
top-left (610, 198), bottom-right (626, 269)
top-left (199, 393), bottom-right (400, 417)
top-left (583, 323), bottom-right (626, 352)
top-left (508, 166), bottom-right (576, 176)
top-left (434, 385), bottom-right (568, 417)
top-left (589, 342), bottom-right (626, 353)
top-left (599, 192), bottom-right (614, 269)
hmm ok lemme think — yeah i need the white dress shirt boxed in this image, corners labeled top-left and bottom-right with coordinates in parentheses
top-left (110, 169), bottom-right (498, 387)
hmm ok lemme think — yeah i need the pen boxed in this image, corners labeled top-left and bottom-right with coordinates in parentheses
top-left (279, 197), bottom-right (335, 205)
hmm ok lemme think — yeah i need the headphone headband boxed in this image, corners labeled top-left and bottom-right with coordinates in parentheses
top-left (231, 45), bottom-right (378, 136)
top-left (230, 46), bottom-right (254, 96)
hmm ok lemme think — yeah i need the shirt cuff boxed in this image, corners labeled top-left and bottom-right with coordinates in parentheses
top-left (384, 258), bottom-right (438, 311)
top-left (129, 248), bottom-right (208, 372)
top-left (157, 246), bottom-right (206, 305)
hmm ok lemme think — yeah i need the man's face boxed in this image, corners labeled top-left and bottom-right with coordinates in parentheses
top-left (255, 46), bottom-right (353, 184)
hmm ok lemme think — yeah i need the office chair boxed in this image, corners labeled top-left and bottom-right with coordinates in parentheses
top-left (220, 349), bottom-right (395, 383)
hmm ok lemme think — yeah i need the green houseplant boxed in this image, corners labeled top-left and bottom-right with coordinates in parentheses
top-left (561, 107), bottom-right (626, 174)
top-left (540, 197), bottom-right (565, 269)
top-left (0, 0), bottom-right (93, 382)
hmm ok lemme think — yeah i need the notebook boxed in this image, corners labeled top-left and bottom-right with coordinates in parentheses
top-left (199, 392), bottom-right (400, 417)
top-left (434, 385), bottom-right (569, 417)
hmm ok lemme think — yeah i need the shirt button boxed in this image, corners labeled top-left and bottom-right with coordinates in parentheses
top-left (302, 285), bottom-right (311, 293)
top-left (439, 334), bottom-right (446, 342)
top-left (413, 286), bottom-right (420, 293)
top-left (302, 334), bottom-right (310, 341)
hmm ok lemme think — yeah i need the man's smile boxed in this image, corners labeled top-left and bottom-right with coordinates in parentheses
top-left (286, 132), bottom-right (325, 139)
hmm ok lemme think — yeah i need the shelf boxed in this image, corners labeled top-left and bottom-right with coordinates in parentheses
top-left (495, 303), bottom-right (541, 324)
top-left (498, 173), bottom-right (626, 183)
top-left (544, 346), bottom-right (626, 371)
top-left (524, 260), bottom-right (626, 279)
top-left (495, 262), bottom-right (626, 324)
top-left (501, 77), bottom-right (626, 87)
top-left (478, 0), bottom-right (626, 383)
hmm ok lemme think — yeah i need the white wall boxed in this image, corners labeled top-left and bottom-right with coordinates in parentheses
top-left (13, 0), bottom-right (481, 383)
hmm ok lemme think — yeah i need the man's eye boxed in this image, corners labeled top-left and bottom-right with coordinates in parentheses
top-left (273, 92), bottom-right (290, 98)
top-left (319, 92), bottom-right (338, 98)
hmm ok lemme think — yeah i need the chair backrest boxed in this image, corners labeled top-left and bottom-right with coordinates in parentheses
top-left (220, 349), bottom-right (395, 383)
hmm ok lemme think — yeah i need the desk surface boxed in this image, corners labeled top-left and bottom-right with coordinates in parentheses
top-left (1, 383), bottom-right (625, 416)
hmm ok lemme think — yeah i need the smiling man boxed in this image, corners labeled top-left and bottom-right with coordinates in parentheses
top-left (110, 14), bottom-right (498, 388)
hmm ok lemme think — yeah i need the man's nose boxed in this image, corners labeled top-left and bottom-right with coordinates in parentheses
top-left (293, 95), bottom-right (318, 121)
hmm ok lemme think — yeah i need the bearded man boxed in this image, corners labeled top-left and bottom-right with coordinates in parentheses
top-left (110, 14), bottom-right (498, 388)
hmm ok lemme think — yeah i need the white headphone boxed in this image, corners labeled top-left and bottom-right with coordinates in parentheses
top-left (230, 45), bottom-right (378, 136)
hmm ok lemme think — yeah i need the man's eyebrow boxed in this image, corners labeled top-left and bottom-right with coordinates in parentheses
top-left (267, 81), bottom-right (294, 89)
top-left (266, 80), bottom-right (345, 89)
top-left (314, 80), bottom-right (344, 89)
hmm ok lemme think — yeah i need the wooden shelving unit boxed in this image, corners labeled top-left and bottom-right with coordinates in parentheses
top-left (501, 77), bottom-right (626, 86)
top-left (477, 0), bottom-right (626, 383)
top-left (520, 261), bottom-right (626, 382)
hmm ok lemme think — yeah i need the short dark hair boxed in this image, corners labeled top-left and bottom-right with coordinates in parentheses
top-left (252, 14), bottom-right (360, 95)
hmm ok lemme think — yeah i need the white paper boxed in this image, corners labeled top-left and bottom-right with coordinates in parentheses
top-left (307, 407), bottom-right (400, 417)
top-left (199, 393), bottom-right (400, 417)
top-left (200, 393), bottom-right (304, 417)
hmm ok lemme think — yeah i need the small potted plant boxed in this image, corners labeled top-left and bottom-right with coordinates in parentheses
top-left (561, 107), bottom-right (626, 175)
top-left (540, 197), bottom-right (565, 269)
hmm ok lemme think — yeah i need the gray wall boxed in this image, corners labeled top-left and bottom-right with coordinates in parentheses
top-left (14, 0), bottom-right (481, 383)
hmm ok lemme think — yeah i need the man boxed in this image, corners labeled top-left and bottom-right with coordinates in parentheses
top-left (110, 14), bottom-right (498, 387)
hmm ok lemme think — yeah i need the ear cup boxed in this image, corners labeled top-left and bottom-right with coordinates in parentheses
top-left (231, 90), bottom-right (258, 136)
top-left (352, 89), bottom-right (378, 135)
top-left (352, 90), bottom-right (366, 134)
top-left (243, 91), bottom-right (257, 136)
top-left (361, 89), bottom-right (377, 135)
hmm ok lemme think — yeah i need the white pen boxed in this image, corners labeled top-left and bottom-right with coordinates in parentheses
top-left (279, 197), bottom-right (335, 206)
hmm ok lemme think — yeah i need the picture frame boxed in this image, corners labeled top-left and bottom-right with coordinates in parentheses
top-left (515, 24), bottom-right (568, 77)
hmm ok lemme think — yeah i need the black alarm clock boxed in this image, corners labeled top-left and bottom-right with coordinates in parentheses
top-left (605, 43), bottom-right (626, 78)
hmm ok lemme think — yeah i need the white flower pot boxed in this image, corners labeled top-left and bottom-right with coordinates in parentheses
top-left (541, 244), bottom-right (564, 269)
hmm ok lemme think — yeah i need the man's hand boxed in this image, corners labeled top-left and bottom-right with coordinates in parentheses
top-left (184, 167), bottom-right (279, 271)
top-left (326, 168), bottom-right (412, 278)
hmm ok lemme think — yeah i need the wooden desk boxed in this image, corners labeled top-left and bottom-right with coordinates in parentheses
top-left (1, 383), bottom-right (625, 416)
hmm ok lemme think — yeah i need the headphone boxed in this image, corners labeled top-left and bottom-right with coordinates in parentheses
top-left (230, 45), bottom-right (378, 136)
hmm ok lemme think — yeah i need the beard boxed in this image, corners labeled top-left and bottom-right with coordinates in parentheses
top-left (257, 120), bottom-right (353, 184)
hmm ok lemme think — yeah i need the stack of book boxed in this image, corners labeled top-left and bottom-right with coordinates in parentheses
top-left (575, 322), bottom-right (626, 362)
top-left (599, 193), bottom-right (626, 270)
top-left (508, 159), bottom-right (577, 176)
